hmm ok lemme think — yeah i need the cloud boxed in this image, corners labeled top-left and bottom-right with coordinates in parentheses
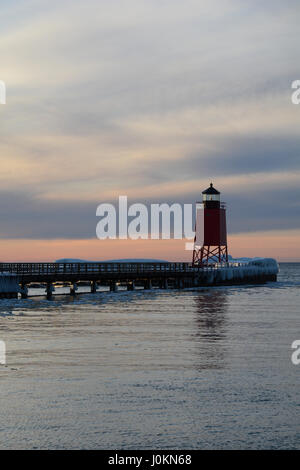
top-left (0, 169), bottom-right (299, 240)
top-left (0, 0), bottom-right (299, 251)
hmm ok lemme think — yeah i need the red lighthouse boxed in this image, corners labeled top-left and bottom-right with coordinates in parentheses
top-left (192, 183), bottom-right (228, 266)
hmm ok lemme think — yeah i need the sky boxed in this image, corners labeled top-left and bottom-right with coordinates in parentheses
top-left (0, 0), bottom-right (299, 261)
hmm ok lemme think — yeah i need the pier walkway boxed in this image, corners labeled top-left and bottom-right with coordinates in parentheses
top-left (0, 261), bottom-right (278, 299)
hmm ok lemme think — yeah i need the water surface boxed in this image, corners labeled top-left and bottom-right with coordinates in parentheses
top-left (0, 263), bottom-right (299, 449)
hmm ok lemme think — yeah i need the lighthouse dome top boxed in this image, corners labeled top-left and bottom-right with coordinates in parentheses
top-left (202, 182), bottom-right (220, 195)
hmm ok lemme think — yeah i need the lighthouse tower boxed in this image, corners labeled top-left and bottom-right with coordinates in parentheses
top-left (192, 183), bottom-right (228, 266)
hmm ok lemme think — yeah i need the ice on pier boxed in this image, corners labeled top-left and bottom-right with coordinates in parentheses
top-left (212, 258), bottom-right (279, 282)
top-left (0, 273), bottom-right (19, 293)
top-left (55, 256), bottom-right (279, 282)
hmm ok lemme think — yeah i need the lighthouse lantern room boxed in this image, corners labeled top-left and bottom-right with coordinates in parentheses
top-left (192, 183), bottom-right (228, 266)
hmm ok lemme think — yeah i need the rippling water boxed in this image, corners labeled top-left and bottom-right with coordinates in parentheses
top-left (0, 263), bottom-right (299, 449)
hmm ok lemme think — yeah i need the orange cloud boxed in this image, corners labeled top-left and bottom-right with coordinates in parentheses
top-left (0, 229), bottom-right (299, 262)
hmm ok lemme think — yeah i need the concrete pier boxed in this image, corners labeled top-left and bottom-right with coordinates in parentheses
top-left (110, 282), bottom-right (118, 292)
top-left (21, 283), bottom-right (28, 299)
top-left (0, 259), bottom-right (279, 300)
top-left (144, 279), bottom-right (152, 290)
top-left (91, 281), bottom-right (97, 293)
top-left (70, 283), bottom-right (78, 296)
top-left (46, 283), bottom-right (55, 300)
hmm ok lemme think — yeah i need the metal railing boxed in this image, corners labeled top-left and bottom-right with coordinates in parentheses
top-left (0, 262), bottom-right (193, 275)
top-left (0, 261), bottom-right (251, 276)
